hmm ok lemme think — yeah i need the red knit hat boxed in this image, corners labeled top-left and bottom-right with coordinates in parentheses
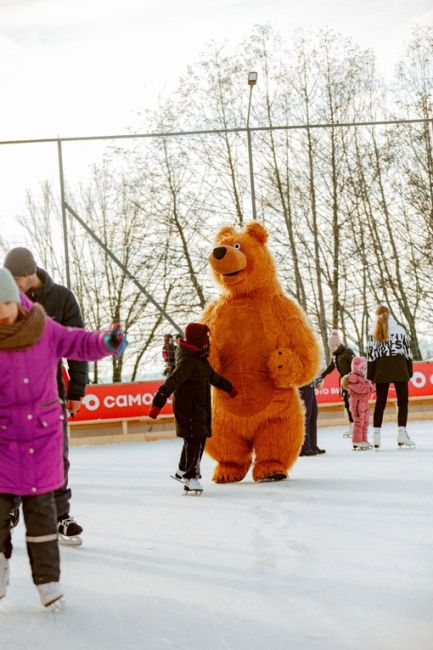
top-left (184, 322), bottom-right (210, 348)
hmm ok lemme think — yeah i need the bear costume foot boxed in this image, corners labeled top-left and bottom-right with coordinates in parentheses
top-left (253, 462), bottom-right (288, 482)
top-left (213, 462), bottom-right (250, 483)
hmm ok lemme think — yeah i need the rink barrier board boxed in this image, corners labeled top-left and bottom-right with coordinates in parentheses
top-left (68, 394), bottom-right (433, 446)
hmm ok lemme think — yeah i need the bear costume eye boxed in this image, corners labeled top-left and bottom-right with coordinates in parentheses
top-left (234, 243), bottom-right (241, 250)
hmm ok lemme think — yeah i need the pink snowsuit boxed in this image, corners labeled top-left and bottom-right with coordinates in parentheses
top-left (347, 357), bottom-right (374, 443)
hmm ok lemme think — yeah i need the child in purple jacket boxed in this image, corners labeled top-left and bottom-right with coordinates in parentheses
top-left (0, 268), bottom-right (127, 608)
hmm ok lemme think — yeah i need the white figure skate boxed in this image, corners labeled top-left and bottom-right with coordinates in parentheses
top-left (37, 581), bottom-right (63, 608)
top-left (183, 478), bottom-right (203, 495)
top-left (353, 441), bottom-right (373, 451)
top-left (397, 427), bottom-right (416, 448)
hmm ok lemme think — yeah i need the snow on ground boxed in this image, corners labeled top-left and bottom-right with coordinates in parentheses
top-left (1, 420), bottom-right (433, 650)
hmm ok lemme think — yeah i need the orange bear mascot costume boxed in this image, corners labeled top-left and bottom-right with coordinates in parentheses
top-left (202, 221), bottom-right (321, 483)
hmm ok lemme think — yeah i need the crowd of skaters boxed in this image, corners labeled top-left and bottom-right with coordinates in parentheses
top-left (301, 311), bottom-right (415, 454)
top-left (0, 246), bottom-right (416, 609)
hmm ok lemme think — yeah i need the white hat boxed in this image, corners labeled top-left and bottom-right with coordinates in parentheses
top-left (0, 268), bottom-right (20, 303)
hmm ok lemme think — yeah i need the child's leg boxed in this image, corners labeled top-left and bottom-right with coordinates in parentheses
top-left (0, 494), bottom-right (15, 560)
top-left (351, 399), bottom-right (363, 442)
top-left (180, 436), bottom-right (206, 479)
top-left (22, 492), bottom-right (60, 585)
top-left (362, 403), bottom-right (370, 442)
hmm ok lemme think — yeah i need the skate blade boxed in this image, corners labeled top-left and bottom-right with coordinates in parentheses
top-left (398, 443), bottom-right (416, 448)
top-left (58, 534), bottom-right (82, 547)
top-left (183, 489), bottom-right (203, 495)
top-left (45, 597), bottom-right (64, 612)
top-left (170, 474), bottom-right (185, 483)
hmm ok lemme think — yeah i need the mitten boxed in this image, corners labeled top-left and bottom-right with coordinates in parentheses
top-left (149, 405), bottom-right (161, 419)
top-left (104, 327), bottom-right (128, 358)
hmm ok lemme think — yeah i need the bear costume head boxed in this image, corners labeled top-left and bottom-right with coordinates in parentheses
top-left (208, 222), bottom-right (278, 296)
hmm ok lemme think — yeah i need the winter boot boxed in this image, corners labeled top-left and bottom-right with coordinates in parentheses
top-left (397, 427), bottom-right (416, 448)
top-left (343, 422), bottom-right (354, 438)
top-left (36, 581), bottom-right (63, 607)
top-left (0, 553), bottom-right (9, 599)
top-left (373, 428), bottom-right (381, 449)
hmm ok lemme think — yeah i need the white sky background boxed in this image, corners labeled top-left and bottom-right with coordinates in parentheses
top-left (1, 0), bottom-right (432, 243)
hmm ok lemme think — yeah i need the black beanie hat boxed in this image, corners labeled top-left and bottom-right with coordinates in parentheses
top-left (4, 247), bottom-right (37, 277)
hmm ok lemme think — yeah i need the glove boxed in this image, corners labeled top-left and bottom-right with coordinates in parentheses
top-left (228, 387), bottom-right (239, 398)
top-left (104, 327), bottom-right (128, 358)
top-left (149, 405), bottom-right (161, 419)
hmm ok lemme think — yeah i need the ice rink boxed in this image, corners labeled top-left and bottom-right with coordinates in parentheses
top-left (1, 420), bottom-right (432, 650)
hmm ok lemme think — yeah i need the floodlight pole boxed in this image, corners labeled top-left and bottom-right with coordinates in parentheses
top-left (57, 139), bottom-right (71, 289)
top-left (247, 72), bottom-right (258, 221)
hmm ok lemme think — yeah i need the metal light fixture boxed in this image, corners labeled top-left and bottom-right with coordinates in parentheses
top-left (248, 71), bottom-right (258, 86)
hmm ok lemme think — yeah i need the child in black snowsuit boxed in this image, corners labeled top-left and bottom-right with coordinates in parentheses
top-left (149, 323), bottom-right (237, 492)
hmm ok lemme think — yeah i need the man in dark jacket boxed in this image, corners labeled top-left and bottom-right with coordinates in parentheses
top-left (149, 322), bottom-right (237, 493)
top-left (4, 247), bottom-right (87, 541)
top-left (320, 330), bottom-right (356, 437)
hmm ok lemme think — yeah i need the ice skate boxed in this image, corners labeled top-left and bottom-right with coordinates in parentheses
top-left (170, 469), bottom-right (185, 483)
top-left (0, 552), bottom-right (9, 599)
top-left (397, 427), bottom-right (416, 448)
top-left (353, 441), bottom-right (373, 451)
top-left (57, 515), bottom-right (83, 547)
top-left (183, 477), bottom-right (204, 495)
top-left (36, 581), bottom-right (63, 608)
top-left (343, 423), bottom-right (354, 438)
top-left (9, 507), bottom-right (19, 531)
top-left (373, 428), bottom-right (381, 449)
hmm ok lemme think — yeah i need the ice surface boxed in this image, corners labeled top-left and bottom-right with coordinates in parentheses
top-left (1, 421), bottom-right (432, 650)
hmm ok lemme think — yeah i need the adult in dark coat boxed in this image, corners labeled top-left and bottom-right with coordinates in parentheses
top-left (149, 323), bottom-right (237, 485)
top-left (299, 377), bottom-right (325, 456)
top-left (4, 247), bottom-right (88, 539)
top-left (319, 330), bottom-right (355, 436)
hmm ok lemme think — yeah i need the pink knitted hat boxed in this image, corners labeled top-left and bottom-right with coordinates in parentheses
top-left (328, 330), bottom-right (342, 351)
top-left (351, 356), bottom-right (367, 373)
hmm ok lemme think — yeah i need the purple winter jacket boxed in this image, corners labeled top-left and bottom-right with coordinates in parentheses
top-left (0, 299), bottom-right (110, 495)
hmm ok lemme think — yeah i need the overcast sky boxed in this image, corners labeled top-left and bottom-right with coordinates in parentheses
top-left (1, 0), bottom-right (432, 242)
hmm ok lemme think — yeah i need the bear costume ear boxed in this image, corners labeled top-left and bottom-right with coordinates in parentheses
top-left (245, 221), bottom-right (268, 244)
top-left (215, 225), bottom-right (237, 242)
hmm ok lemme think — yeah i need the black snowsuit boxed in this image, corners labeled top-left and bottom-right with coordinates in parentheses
top-left (152, 343), bottom-right (233, 479)
top-left (320, 344), bottom-right (356, 424)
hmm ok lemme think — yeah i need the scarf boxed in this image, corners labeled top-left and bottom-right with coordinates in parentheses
top-left (0, 304), bottom-right (46, 350)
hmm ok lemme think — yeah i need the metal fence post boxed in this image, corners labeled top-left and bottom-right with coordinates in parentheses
top-left (57, 139), bottom-right (71, 289)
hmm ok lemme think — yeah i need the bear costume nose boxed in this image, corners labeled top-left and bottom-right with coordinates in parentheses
top-left (213, 247), bottom-right (227, 260)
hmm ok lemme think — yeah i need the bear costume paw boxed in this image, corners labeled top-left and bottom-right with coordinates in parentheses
top-left (268, 348), bottom-right (304, 388)
top-left (213, 462), bottom-right (250, 483)
top-left (253, 461), bottom-right (288, 482)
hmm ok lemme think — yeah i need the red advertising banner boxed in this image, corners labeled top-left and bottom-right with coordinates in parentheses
top-left (69, 362), bottom-right (433, 422)
top-left (315, 361), bottom-right (433, 403)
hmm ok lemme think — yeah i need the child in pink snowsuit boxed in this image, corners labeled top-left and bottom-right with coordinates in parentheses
top-left (345, 356), bottom-right (374, 450)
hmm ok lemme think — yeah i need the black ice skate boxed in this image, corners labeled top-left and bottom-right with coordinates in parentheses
top-left (183, 478), bottom-right (204, 495)
top-left (57, 514), bottom-right (83, 546)
top-left (9, 507), bottom-right (20, 530)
